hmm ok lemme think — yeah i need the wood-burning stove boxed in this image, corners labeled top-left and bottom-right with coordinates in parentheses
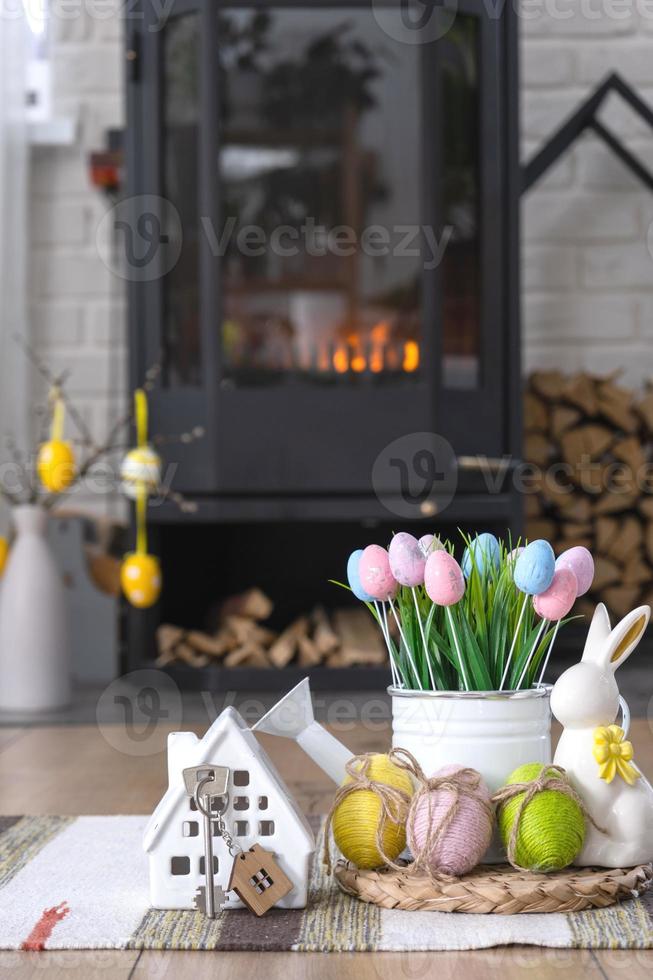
top-left (124, 0), bottom-right (522, 680)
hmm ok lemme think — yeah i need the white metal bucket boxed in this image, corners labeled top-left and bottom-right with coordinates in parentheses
top-left (391, 686), bottom-right (552, 794)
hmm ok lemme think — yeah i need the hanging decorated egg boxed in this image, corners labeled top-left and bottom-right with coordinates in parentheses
top-left (0, 537), bottom-right (8, 577)
top-left (37, 439), bottom-right (76, 493)
top-left (462, 533), bottom-right (500, 578)
top-left (424, 550), bottom-right (465, 606)
top-left (358, 545), bottom-right (398, 601)
top-left (555, 546), bottom-right (594, 597)
top-left (388, 532), bottom-right (426, 588)
top-left (513, 539), bottom-right (555, 595)
top-left (121, 552), bottom-right (162, 609)
top-left (346, 549), bottom-right (374, 602)
top-left (120, 445), bottom-right (162, 499)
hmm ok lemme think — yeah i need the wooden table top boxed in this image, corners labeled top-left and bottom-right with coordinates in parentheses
top-left (1, 719), bottom-right (652, 978)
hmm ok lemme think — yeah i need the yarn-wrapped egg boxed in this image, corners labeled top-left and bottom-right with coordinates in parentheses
top-left (120, 552), bottom-right (162, 609)
top-left (496, 763), bottom-right (585, 872)
top-left (332, 753), bottom-right (413, 869)
top-left (37, 440), bottom-right (76, 493)
top-left (407, 764), bottom-right (494, 876)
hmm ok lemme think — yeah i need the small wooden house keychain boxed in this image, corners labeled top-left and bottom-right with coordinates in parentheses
top-left (184, 763), bottom-right (293, 918)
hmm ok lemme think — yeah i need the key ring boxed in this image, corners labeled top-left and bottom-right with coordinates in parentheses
top-left (193, 777), bottom-right (242, 857)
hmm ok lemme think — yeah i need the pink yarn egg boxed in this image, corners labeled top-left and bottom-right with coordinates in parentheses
top-left (388, 532), bottom-right (426, 587)
top-left (533, 566), bottom-right (578, 621)
top-left (407, 765), bottom-right (493, 877)
top-left (358, 544), bottom-right (398, 601)
top-left (555, 546), bottom-right (594, 597)
top-left (424, 551), bottom-right (465, 606)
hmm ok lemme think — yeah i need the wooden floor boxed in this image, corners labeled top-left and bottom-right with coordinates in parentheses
top-left (0, 720), bottom-right (652, 978)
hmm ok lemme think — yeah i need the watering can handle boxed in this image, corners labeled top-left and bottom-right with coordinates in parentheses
top-left (617, 696), bottom-right (631, 739)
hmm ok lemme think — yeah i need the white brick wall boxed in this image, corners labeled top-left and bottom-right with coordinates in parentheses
top-left (30, 2), bottom-right (653, 496)
top-left (30, 1), bottom-right (125, 514)
top-left (521, 2), bottom-right (653, 387)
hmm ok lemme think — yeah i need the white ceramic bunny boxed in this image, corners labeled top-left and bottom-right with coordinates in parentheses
top-left (551, 603), bottom-right (653, 867)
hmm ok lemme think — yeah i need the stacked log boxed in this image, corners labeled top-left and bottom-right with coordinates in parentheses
top-left (524, 371), bottom-right (653, 619)
top-left (156, 588), bottom-right (388, 669)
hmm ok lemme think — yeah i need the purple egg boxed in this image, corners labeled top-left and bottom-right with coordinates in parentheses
top-left (424, 551), bottom-right (465, 607)
top-left (533, 567), bottom-right (578, 621)
top-left (359, 545), bottom-right (399, 601)
top-left (388, 532), bottom-right (426, 588)
top-left (555, 546), bottom-right (594, 597)
top-left (419, 534), bottom-right (435, 556)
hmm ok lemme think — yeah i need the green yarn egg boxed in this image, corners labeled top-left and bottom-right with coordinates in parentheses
top-left (498, 763), bottom-right (585, 872)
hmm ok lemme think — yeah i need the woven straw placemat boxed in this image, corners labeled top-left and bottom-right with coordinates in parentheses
top-left (334, 860), bottom-right (653, 914)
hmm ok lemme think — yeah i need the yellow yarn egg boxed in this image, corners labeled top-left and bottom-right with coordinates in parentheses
top-left (120, 446), bottom-right (162, 499)
top-left (37, 440), bottom-right (76, 493)
top-left (120, 553), bottom-right (162, 609)
top-left (332, 753), bottom-right (413, 869)
top-left (0, 537), bottom-right (8, 577)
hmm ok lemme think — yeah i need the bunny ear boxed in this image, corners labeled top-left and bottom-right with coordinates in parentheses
top-left (603, 605), bottom-right (650, 672)
top-left (581, 603), bottom-right (611, 664)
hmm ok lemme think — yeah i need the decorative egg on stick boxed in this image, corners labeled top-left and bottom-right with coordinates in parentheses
top-left (347, 548), bottom-right (399, 687)
top-left (388, 532), bottom-right (434, 689)
top-left (37, 387), bottom-right (76, 493)
top-left (515, 566), bottom-right (578, 690)
top-left (359, 544), bottom-right (422, 689)
top-left (555, 546), bottom-right (594, 598)
top-left (500, 539), bottom-right (556, 691)
top-left (424, 550), bottom-right (469, 691)
top-left (462, 532), bottom-right (500, 579)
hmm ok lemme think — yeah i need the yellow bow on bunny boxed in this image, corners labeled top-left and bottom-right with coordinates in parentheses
top-left (593, 725), bottom-right (641, 786)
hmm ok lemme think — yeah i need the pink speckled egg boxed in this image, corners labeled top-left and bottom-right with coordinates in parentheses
top-left (555, 546), bottom-right (594, 597)
top-left (533, 566), bottom-right (578, 621)
top-left (407, 765), bottom-right (493, 876)
top-left (424, 551), bottom-right (465, 607)
top-left (388, 532), bottom-right (426, 588)
top-left (358, 545), bottom-right (398, 601)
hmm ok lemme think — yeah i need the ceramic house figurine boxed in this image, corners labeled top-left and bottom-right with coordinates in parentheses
top-left (551, 603), bottom-right (653, 867)
top-left (143, 706), bottom-right (315, 910)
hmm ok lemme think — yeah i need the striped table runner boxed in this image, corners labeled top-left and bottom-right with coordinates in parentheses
top-left (0, 816), bottom-right (651, 951)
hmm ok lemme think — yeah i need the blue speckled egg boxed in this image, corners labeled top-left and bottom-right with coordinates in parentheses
top-left (514, 539), bottom-right (555, 595)
top-left (462, 533), bottom-right (500, 578)
top-left (347, 549), bottom-right (374, 602)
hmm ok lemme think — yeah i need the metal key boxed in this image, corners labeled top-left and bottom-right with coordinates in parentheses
top-left (183, 765), bottom-right (229, 919)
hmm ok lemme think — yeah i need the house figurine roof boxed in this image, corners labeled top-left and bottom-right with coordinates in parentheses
top-left (143, 706), bottom-right (314, 855)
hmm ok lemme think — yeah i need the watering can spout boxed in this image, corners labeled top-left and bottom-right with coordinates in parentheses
top-left (252, 679), bottom-right (352, 785)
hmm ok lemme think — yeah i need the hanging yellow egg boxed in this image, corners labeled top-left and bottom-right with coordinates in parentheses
top-left (37, 440), bottom-right (76, 493)
top-left (120, 446), bottom-right (162, 499)
top-left (121, 552), bottom-right (162, 609)
top-left (0, 537), bottom-right (9, 577)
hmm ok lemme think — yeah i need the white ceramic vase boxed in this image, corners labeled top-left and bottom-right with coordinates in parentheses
top-left (0, 505), bottom-right (70, 712)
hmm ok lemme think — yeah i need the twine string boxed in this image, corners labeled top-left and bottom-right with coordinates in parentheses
top-left (492, 764), bottom-right (607, 871)
top-left (322, 753), bottom-right (414, 874)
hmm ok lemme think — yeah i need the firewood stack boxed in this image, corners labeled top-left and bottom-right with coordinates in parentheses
top-left (156, 588), bottom-right (388, 669)
top-left (524, 370), bottom-right (653, 620)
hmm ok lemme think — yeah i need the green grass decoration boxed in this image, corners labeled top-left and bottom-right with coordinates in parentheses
top-left (332, 531), bottom-right (576, 692)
